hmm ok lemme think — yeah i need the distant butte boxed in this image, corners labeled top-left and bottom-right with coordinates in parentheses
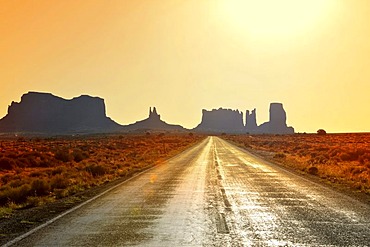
top-left (257, 103), bottom-right (294, 134)
top-left (193, 103), bottom-right (294, 134)
top-left (194, 108), bottom-right (245, 133)
top-left (0, 92), bottom-right (121, 134)
top-left (122, 107), bottom-right (186, 132)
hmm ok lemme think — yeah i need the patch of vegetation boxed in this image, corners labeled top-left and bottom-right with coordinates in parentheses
top-left (223, 133), bottom-right (370, 194)
top-left (0, 134), bottom-right (204, 210)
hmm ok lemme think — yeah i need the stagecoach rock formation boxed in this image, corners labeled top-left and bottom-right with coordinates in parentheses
top-left (0, 92), bottom-right (121, 133)
top-left (194, 108), bottom-right (245, 133)
top-left (257, 103), bottom-right (294, 134)
top-left (122, 107), bottom-right (186, 132)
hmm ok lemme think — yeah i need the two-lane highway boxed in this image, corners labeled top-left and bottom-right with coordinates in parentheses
top-left (5, 137), bottom-right (370, 246)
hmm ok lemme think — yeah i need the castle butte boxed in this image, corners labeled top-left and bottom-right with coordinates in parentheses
top-left (194, 103), bottom-right (294, 134)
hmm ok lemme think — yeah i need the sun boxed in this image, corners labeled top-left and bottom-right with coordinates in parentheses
top-left (218, 0), bottom-right (334, 39)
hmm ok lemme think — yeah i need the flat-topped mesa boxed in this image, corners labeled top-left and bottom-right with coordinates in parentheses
top-left (194, 108), bottom-right (245, 133)
top-left (0, 91), bottom-right (121, 133)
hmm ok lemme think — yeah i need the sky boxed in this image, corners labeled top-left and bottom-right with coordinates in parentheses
top-left (0, 0), bottom-right (369, 133)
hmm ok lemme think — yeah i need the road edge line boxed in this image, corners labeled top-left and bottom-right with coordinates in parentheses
top-left (2, 164), bottom-right (160, 247)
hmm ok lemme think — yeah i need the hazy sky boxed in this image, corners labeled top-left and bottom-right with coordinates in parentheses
top-left (1, 0), bottom-right (369, 133)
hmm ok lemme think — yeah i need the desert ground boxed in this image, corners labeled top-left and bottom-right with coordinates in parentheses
top-left (223, 133), bottom-right (370, 196)
top-left (1, 133), bottom-right (370, 246)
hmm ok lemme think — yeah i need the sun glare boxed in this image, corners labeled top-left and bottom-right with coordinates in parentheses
top-left (218, 0), bottom-right (333, 39)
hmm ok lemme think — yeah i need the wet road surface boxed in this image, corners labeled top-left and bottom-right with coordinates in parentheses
top-left (6, 137), bottom-right (370, 246)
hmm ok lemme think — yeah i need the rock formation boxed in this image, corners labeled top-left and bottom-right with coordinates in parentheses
top-left (149, 107), bottom-right (160, 121)
top-left (194, 108), bottom-right (245, 133)
top-left (123, 107), bottom-right (186, 132)
top-left (194, 103), bottom-right (294, 134)
top-left (245, 109), bottom-right (258, 132)
top-left (0, 91), bottom-right (295, 135)
top-left (0, 92), bottom-right (121, 134)
top-left (258, 103), bottom-right (294, 134)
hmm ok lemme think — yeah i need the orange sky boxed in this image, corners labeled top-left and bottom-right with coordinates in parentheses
top-left (1, 0), bottom-right (369, 133)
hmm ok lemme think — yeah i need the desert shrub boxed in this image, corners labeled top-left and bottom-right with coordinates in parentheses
top-left (38, 158), bottom-right (52, 168)
top-left (315, 146), bottom-right (329, 152)
top-left (329, 148), bottom-right (343, 157)
top-left (86, 163), bottom-right (107, 177)
top-left (341, 150), bottom-right (362, 162)
top-left (2, 184), bottom-right (32, 204)
top-left (8, 178), bottom-right (25, 188)
top-left (51, 166), bottom-right (66, 175)
top-left (244, 143), bottom-right (251, 148)
top-left (317, 129), bottom-right (327, 135)
top-left (30, 171), bottom-right (44, 177)
top-left (25, 196), bottom-right (43, 207)
top-left (31, 179), bottom-right (50, 196)
top-left (360, 152), bottom-right (370, 161)
top-left (308, 166), bottom-right (319, 175)
top-left (0, 158), bottom-right (16, 170)
top-left (50, 175), bottom-right (69, 190)
top-left (6, 152), bottom-right (18, 159)
top-left (54, 149), bottom-right (72, 162)
top-left (26, 156), bottom-right (40, 167)
top-left (365, 162), bottom-right (370, 169)
top-left (15, 157), bottom-right (29, 168)
top-left (340, 153), bottom-right (351, 162)
top-left (1, 174), bottom-right (12, 184)
top-left (72, 149), bottom-right (89, 162)
top-left (53, 189), bottom-right (68, 199)
top-left (310, 152), bottom-right (319, 158)
top-left (274, 153), bottom-right (286, 159)
top-left (347, 151), bottom-right (360, 161)
top-left (315, 155), bottom-right (328, 164)
top-left (0, 206), bottom-right (13, 218)
top-left (351, 167), bottom-right (366, 176)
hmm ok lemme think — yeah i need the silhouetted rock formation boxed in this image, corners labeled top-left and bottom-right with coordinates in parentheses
top-left (149, 107), bottom-right (160, 121)
top-left (0, 92), bottom-right (295, 135)
top-left (245, 109), bottom-right (258, 132)
top-left (194, 103), bottom-right (294, 134)
top-left (194, 108), bottom-right (245, 133)
top-left (258, 103), bottom-right (294, 134)
top-left (0, 92), bottom-right (121, 134)
top-left (123, 107), bottom-right (186, 132)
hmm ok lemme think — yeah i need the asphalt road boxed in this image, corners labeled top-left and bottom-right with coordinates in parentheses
top-left (5, 137), bottom-right (370, 246)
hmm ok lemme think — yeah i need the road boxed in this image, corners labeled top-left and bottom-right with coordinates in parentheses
top-left (5, 137), bottom-right (370, 246)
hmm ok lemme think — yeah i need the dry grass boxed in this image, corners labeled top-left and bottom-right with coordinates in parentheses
top-left (0, 133), bottom-right (204, 215)
top-left (222, 133), bottom-right (370, 195)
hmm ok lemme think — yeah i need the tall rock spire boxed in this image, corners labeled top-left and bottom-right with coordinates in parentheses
top-left (246, 108), bottom-right (258, 132)
top-left (148, 106), bottom-right (160, 120)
